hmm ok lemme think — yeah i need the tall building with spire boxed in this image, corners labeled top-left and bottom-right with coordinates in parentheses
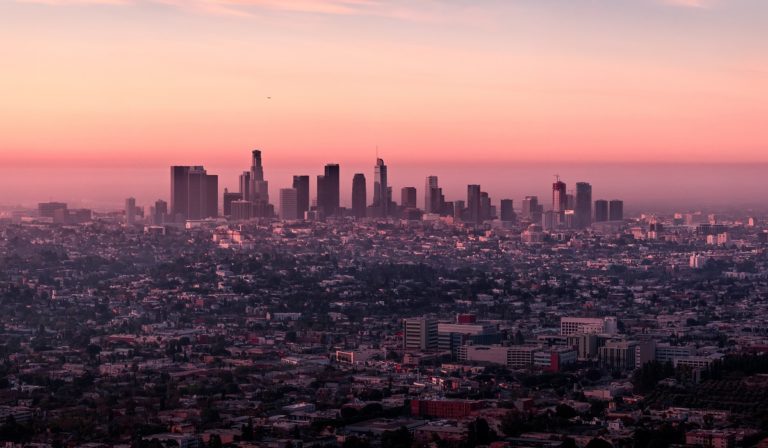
top-left (249, 149), bottom-right (269, 204)
top-left (373, 158), bottom-right (388, 217)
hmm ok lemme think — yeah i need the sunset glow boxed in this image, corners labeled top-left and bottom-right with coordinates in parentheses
top-left (1, 0), bottom-right (766, 169)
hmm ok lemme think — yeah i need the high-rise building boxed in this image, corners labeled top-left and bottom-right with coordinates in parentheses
top-left (238, 171), bottom-right (251, 202)
top-left (500, 199), bottom-right (516, 222)
top-left (317, 164), bottom-right (340, 217)
top-left (425, 176), bottom-right (439, 213)
top-left (351, 173), bottom-right (367, 218)
top-left (552, 177), bottom-right (567, 212)
top-left (248, 150), bottom-right (269, 203)
top-left (170, 166), bottom-right (218, 221)
top-left (575, 182), bottom-right (592, 228)
top-left (373, 158), bottom-right (388, 217)
top-left (609, 200), bottom-right (624, 221)
top-left (467, 185), bottom-right (481, 223)
top-left (594, 199), bottom-right (609, 222)
top-left (401, 187), bottom-right (417, 209)
top-left (125, 197), bottom-right (136, 225)
top-left (403, 317), bottom-right (438, 352)
top-left (153, 199), bottom-right (168, 225)
top-left (292, 175), bottom-right (310, 219)
top-left (521, 196), bottom-right (538, 220)
top-left (279, 188), bottom-right (299, 220)
top-left (223, 189), bottom-right (243, 217)
top-left (480, 191), bottom-right (492, 221)
top-left (453, 200), bottom-right (465, 220)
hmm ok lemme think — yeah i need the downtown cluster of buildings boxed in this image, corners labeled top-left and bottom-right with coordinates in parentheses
top-left (147, 150), bottom-right (626, 230)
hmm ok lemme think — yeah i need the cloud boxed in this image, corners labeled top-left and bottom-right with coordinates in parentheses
top-left (12, 0), bottom-right (422, 18)
top-left (661, 0), bottom-right (713, 8)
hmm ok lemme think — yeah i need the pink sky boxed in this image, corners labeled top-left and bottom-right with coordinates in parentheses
top-left (0, 0), bottom-right (766, 168)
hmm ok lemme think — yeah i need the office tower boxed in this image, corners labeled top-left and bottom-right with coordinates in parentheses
top-left (609, 200), bottom-right (624, 221)
top-left (153, 199), bottom-right (168, 225)
top-left (319, 164), bottom-right (340, 216)
top-left (125, 197), bottom-right (136, 225)
top-left (480, 191), bottom-right (492, 221)
top-left (500, 199), bottom-right (516, 222)
top-left (170, 166), bottom-right (218, 221)
top-left (401, 187), bottom-right (417, 209)
top-left (351, 173), bottom-right (367, 218)
top-left (292, 175), bottom-right (310, 219)
top-left (566, 193), bottom-right (575, 210)
top-left (575, 182), bottom-right (592, 228)
top-left (594, 199), bottom-right (609, 222)
top-left (223, 189), bottom-right (243, 217)
top-left (247, 150), bottom-right (269, 205)
top-left (373, 158), bottom-right (388, 217)
top-left (230, 200), bottom-right (252, 221)
top-left (552, 177), bottom-right (567, 212)
top-left (521, 196), bottom-right (537, 219)
top-left (542, 210), bottom-right (559, 230)
top-left (317, 164), bottom-right (340, 217)
top-left (279, 188), bottom-right (299, 220)
top-left (38, 202), bottom-right (68, 223)
top-left (38, 202), bottom-right (67, 218)
top-left (238, 171), bottom-right (251, 202)
top-left (425, 176), bottom-right (439, 213)
top-left (453, 200), bottom-right (465, 220)
top-left (467, 185), bottom-right (481, 224)
top-left (403, 317), bottom-right (438, 352)
top-left (171, 166), bottom-right (190, 220)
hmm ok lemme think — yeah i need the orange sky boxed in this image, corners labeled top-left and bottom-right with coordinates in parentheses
top-left (0, 0), bottom-right (766, 168)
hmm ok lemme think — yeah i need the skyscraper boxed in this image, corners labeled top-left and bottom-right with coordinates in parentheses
top-left (223, 189), bottom-right (243, 217)
top-left (153, 199), bottom-right (168, 225)
top-left (125, 197), bottom-right (136, 225)
top-left (352, 173), bottom-right (367, 218)
top-left (480, 191), bottom-right (492, 221)
top-left (594, 199), bottom-right (609, 222)
top-left (552, 177), bottom-right (567, 212)
top-left (279, 188), bottom-right (299, 220)
top-left (317, 164), bottom-right (340, 217)
top-left (292, 175), bottom-right (310, 219)
top-left (609, 200), bottom-right (624, 221)
top-left (239, 171), bottom-right (251, 202)
top-left (467, 184), bottom-right (481, 224)
top-left (575, 182), bottom-right (592, 228)
top-left (500, 199), bottom-right (516, 222)
top-left (401, 187), bottom-right (417, 209)
top-left (249, 150), bottom-right (269, 204)
top-left (170, 166), bottom-right (218, 221)
top-left (373, 158), bottom-right (388, 217)
top-left (425, 176), bottom-right (439, 213)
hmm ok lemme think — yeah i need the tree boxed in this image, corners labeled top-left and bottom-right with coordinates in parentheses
top-left (467, 418), bottom-right (493, 446)
top-left (208, 434), bottom-right (222, 448)
top-left (585, 438), bottom-right (613, 448)
top-left (380, 426), bottom-right (413, 448)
